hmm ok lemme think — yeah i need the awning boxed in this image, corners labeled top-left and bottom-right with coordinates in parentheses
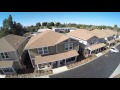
top-left (0, 61), bottom-right (13, 68)
top-left (88, 43), bottom-right (106, 51)
top-left (107, 40), bottom-right (115, 44)
top-left (35, 50), bottom-right (79, 65)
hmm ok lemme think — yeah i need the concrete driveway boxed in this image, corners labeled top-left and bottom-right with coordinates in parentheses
top-left (50, 45), bottom-right (120, 78)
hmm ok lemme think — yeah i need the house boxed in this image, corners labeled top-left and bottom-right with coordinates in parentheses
top-left (67, 29), bottom-right (106, 57)
top-left (90, 29), bottom-right (117, 47)
top-left (52, 27), bottom-right (75, 33)
top-left (24, 30), bottom-right (79, 71)
top-left (0, 34), bottom-right (28, 75)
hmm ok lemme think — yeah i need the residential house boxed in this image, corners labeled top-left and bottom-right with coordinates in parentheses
top-left (24, 30), bottom-right (79, 71)
top-left (67, 29), bottom-right (106, 57)
top-left (0, 34), bottom-right (28, 75)
top-left (90, 29), bottom-right (117, 47)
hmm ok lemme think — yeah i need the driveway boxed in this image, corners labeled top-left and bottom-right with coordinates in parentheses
top-left (50, 45), bottom-right (120, 78)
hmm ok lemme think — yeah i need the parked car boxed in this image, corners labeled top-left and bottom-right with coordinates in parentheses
top-left (110, 47), bottom-right (119, 53)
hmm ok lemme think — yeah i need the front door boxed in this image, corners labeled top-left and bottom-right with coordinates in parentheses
top-left (52, 61), bottom-right (58, 69)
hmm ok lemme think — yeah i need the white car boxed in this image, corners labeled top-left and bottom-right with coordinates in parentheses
top-left (110, 47), bottom-right (119, 53)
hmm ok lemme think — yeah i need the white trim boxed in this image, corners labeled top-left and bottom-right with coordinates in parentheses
top-left (1, 68), bottom-right (5, 74)
top-left (15, 51), bottom-right (19, 60)
top-left (12, 67), bottom-right (16, 73)
top-left (28, 49), bottom-right (34, 68)
top-left (18, 60), bottom-right (23, 69)
top-left (15, 51), bottom-right (22, 69)
top-left (37, 64), bottom-right (39, 70)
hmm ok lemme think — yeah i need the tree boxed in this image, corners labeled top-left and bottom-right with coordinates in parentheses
top-left (56, 22), bottom-right (61, 27)
top-left (49, 22), bottom-right (55, 26)
top-left (114, 24), bottom-right (118, 32)
top-left (36, 22), bottom-right (41, 27)
top-left (42, 22), bottom-right (47, 26)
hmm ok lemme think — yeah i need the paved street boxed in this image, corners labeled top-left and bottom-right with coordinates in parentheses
top-left (50, 45), bottom-right (120, 78)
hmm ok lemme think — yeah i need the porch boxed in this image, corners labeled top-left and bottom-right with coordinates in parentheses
top-left (0, 61), bottom-right (16, 75)
top-left (35, 50), bottom-right (79, 71)
top-left (107, 39), bottom-right (116, 46)
top-left (87, 43), bottom-right (106, 54)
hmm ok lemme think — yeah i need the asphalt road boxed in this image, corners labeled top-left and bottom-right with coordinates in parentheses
top-left (50, 45), bottom-right (120, 78)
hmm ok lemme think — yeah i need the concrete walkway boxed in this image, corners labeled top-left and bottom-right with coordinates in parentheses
top-left (34, 75), bottom-right (49, 78)
top-left (52, 66), bottom-right (68, 74)
top-left (0, 75), bottom-right (6, 78)
top-left (109, 63), bottom-right (120, 78)
top-left (96, 53), bottom-right (103, 57)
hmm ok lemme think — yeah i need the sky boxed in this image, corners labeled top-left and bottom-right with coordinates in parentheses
top-left (0, 12), bottom-right (120, 27)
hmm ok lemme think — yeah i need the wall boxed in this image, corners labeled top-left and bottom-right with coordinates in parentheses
top-left (87, 36), bottom-right (99, 46)
top-left (0, 51), bottom-right (18, 60)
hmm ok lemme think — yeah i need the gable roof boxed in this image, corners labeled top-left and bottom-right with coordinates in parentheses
top-left (24, 30), bottom-right (69, 50)
top-left (67, 29), bottom-right (95, 40)
top-left (90, 29), bottom-right (116, 38)
top-left (0, 34), bottom-right (26, 52)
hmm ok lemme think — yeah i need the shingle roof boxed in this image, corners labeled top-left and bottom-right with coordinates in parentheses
top-left (107, 40), bottom-right (115, 44)
top-left (90, 29), bottom-right (117, 38)
top-left (67, 29), bottom-right (95, 40)
top-left (0, 34), bottom-right (26, 52)
top-left (24, 30), bottom-right (69, 49)
top-left (0, 61), bottom-right (13, 67)
top-left (35, 50), bottom-right (79, 64)
top-left (88, 43), bottom-right (106, 51)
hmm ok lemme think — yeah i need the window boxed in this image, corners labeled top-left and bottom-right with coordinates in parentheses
top-left (69, 43), bottom-right (73, 50)
top-left (38, 47), bottom-right (49, 55)
top-left (0, 52), bottom-right (9, 59)
top-left (65, 44), bottom-right (69, 51)
top-left (64, 43), bottom-right (73, 51)
top-left (2, 68), bottom-right (13, 72)
top-left (38, 48), bottom-right (43, 54)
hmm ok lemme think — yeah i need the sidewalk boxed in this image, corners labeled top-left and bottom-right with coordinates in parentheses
top-left (109, 63), bottom-right (120, 78)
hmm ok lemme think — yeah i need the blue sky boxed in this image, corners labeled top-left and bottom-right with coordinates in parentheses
top-left (0, 12), bottom-right (120, 27)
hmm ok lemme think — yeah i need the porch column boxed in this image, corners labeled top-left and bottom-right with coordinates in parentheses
top-left (57, 61), bottom-right (60, 67)
top-left (65, 59), bottom-right (66, 65)
top-left (89, 50), bottom-right (91, 55)
top-left (37, 64), bottom-right (39, 70)
top-left (75, 56), bottom-right (77, 62)
top-left (1, 68), bottom-right (5, 74)
top-left (99, 48), bottom-right (101, 52)
top-left (11, 67), bottom-right (16, 73)
top-left (51, 62), bottom-right (53, 68)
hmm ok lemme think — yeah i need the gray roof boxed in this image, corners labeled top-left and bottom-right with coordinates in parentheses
top-left (0, 34), bottom-right (26, 52)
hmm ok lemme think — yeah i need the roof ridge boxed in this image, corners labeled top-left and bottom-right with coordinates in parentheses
top-left (25, 30), bottom-right (51, 49)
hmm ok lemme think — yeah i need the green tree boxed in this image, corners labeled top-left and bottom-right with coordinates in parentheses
top-left (114, 24), bottom-right (118, 32)
top-left (42, 22), bottom-right (47, 26)
top-left (56, 22), bottom-right (61, 27)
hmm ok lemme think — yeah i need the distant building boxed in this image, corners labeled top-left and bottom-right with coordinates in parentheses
top-left (52, 27), bottom-right (77, 33)
top-left (37, 28), bottom-right (51, 33)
